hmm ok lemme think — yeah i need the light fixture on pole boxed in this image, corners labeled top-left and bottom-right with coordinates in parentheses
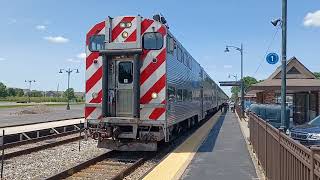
top-left (25, 80), bottom-right (36, 103)
top-left (59, 68), bottom-right (79, 110)
top-left (228, 74), bottom-right (238, 81)
top-left (225, 44), bottom-right (244, 118)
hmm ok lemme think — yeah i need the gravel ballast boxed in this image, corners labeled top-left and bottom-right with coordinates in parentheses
top-left (3, 139), bottom-right (107, 180)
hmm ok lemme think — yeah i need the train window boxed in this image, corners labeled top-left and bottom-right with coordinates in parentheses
top-left (183, 53), bottom-right (188, 66)
top-left (177, 47), bottom-right (182, 62)
top-left (177, 89), bottom-right (183, 101)
top-left (143, 32), bottom-right (163, 50)
top-left (168, 86), bottom-right (176, 100)
top-left (167, 36), bottom-right (175, 54)
top-left (188, 91), bottom-right (193, 101)
top-left (118, 62), bottom-right (133, 84)
top-left (189, 57), bottom-right (193, 70)
top-left (183, 89), bottom-right (192, 101)
top-left (183, 89), bottom-right (187, 101)
top-left (89, 35), bottom-right (105, 52)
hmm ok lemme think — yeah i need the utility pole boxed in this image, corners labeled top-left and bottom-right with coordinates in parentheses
top-left (56, 83), bottom-right (59, 97)
top-left (280, 0), bottom-right (288, 130)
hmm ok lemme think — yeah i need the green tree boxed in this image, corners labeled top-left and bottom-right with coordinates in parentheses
top-left (30, 90), bottom-right (43, 97)
top-left (0, 82), bottom-right (8, 98)
top-left (231, 76), bottom-right (258, 100)
top-left (314, 72), bottom-right (320, 79)
top-left (7, 88), bottom-right (17, 97)
top-left (64, 88), bottom-right (76, 100)
top-left (16, 89), bottom-right (25, 97)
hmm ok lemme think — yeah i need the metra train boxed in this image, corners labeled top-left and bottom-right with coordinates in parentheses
top-left (85, 14), bottom-right (228, 151)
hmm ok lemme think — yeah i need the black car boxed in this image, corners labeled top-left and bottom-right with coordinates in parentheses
top-left (288, 116), bottom-right (320, 146)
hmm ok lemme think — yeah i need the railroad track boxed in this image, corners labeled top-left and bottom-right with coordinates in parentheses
top-left (46, 151), bottom-right (153, 180)
top-left (1, 131), bottom-right (83, 160)
top-left (45, 113), bottom-right (218, 180)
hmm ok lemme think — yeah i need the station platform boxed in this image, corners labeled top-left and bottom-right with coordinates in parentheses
top-left (143, 111), bottom-right (257, 180)
top-left (0, 104), bottom-right (83, 127)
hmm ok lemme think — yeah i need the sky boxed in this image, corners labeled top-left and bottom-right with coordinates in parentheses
top-left (0, 0), bottom-right (319, 96)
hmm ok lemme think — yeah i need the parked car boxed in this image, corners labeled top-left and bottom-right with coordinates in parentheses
top-left (288, 115), bottom-right (320, 146)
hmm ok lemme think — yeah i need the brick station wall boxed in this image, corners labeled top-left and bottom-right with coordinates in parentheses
top-left (264, 91), bottom-right (276, 104)
top-left (256, 91), bottom-right (276, 104)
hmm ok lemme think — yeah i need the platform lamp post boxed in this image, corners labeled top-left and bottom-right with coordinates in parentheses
top-left (271, 0), bottom-right (287, 130)
top-left (228, 74), bottom-right (238, 82)
top-left (59, 68), bottom-right (79, 110)
top-left (225, 44), bottom-right (244, 118)
top-left (25, 80), bottom-right (36, 103)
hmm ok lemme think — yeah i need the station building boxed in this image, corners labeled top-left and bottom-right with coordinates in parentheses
top-left (247, 57), bottom-right (320, 125)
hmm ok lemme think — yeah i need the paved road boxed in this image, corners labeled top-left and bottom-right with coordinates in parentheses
top-left (182, 111), bottom-right (257, 180)
top-left (0, 104), bottom-right (84, 127)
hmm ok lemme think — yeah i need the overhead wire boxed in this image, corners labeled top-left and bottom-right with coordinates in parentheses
top-left (252, 26), bottom-right (280, 77)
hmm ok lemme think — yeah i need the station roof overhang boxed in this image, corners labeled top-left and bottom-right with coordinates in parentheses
top-left (247, 79), bottom-right (320, 94)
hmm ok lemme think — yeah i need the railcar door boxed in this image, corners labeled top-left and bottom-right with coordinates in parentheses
top-left (114, 59), bottom-right (134, 117)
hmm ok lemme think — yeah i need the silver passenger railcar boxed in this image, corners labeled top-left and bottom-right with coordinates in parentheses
top-left (85, 14), bottom-right (228, 151)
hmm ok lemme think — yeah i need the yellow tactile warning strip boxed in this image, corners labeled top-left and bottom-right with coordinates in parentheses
top-left (143, 112), bottom-right (221, 180)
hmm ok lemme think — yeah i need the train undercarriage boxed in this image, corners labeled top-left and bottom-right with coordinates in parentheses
top-left (85, 107), bottom-right (219, 151)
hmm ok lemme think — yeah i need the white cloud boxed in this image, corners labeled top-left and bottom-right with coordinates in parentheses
top-left (303, 10), bottom-right (320, 27)
top-left (0, 57), bottom-right (5, 61)
top-left (67, 58), bottom-right (81, 63)
top-left (223, 65), bottom-right (233, 69)
top-left (36, 25), bottom-right (47, 31)
top-left (44, 36), bottom-right (69, 43)
top-left (77, 53), bottom-right (86, 59)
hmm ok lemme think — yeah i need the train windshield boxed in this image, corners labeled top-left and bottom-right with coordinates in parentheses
top-left (89, 35), bottom-right (105, 51)
top-left (143, 32), bottom-right (163, 50)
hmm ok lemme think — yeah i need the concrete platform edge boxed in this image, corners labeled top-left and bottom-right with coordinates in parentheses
top-left (143, 113), bottom-right (221, 180)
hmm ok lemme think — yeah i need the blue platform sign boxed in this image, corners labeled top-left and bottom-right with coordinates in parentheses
top-left (266, 53), bottom-right (279, 65)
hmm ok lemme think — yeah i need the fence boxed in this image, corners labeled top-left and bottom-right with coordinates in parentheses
top-left (249, 112), bottom-right (320, 180)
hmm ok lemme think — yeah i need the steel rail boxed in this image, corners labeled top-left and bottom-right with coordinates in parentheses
top-left (0, 134), bottom-right (83, 160)
top-left (46, 151), bottom-right (152, 180)
top-left (3, 130), bottom-right (80, 149)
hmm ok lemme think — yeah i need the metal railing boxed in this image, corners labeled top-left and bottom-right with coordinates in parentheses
top-left (249, 112), bottom-right (320, 180)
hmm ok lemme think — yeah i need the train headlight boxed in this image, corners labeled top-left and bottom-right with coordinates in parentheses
top-left (120, 22), bottom-right (132, 28)
top-left (120, 22), bottom-right (126, 28)
top-left (151, 92), bottom-right (158, 99)
top-left (122, 31), bottom-right (128, 38)
top-left (92, 92), bottom-right (98, 99)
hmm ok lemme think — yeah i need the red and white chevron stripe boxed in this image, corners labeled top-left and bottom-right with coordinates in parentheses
top-left (85, 21), bottom-right (105, 119)
top-left (111, 16), bottom-right (137, 43)
top-left (85, 17), bottom-right (167, 121)
top-left (139, 22), bottom-right (167, 121)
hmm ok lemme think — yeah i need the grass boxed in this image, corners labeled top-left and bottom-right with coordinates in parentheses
top-left (0, 102), bottom-right (84, 109)
top-left (0, 96), bottom-right (84, 103)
